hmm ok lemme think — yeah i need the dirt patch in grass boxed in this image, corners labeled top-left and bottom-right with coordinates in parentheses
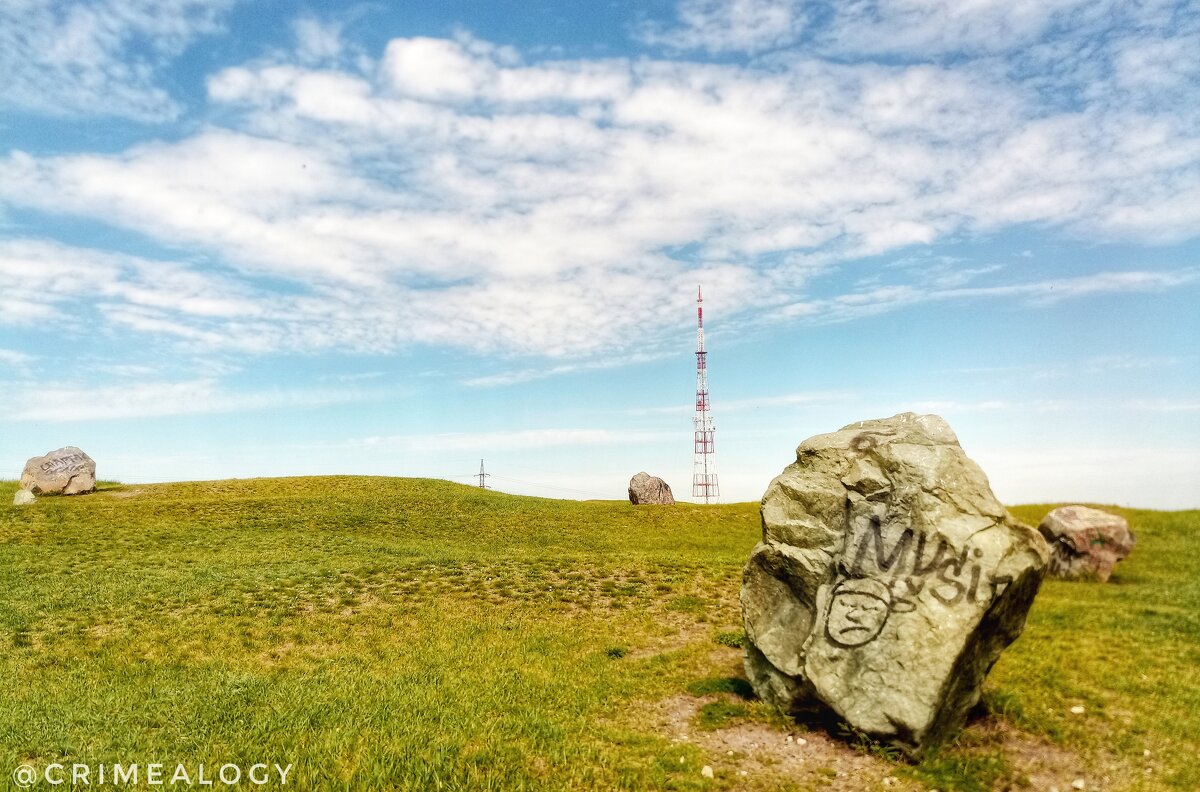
top-left (963, 717), bottom-right (1135, 792)
top-left (645, 692), bottom-right (1131, 791)
top-left (102, 488), bottom-right (146, 499)
top-left (649, 693), bottom-right (922, 790)
top-left (628, 617), bottom-right (713, 660)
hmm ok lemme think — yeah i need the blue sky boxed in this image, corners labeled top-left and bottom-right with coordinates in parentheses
top-left (1, 0), bottom-right (1197, 507)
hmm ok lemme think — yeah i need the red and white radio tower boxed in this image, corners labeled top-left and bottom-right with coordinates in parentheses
top-left (693, 286), bottom-right (719, 503)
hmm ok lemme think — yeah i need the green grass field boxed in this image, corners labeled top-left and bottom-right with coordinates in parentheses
top-left (1, 477), bottom-right (1196, 791)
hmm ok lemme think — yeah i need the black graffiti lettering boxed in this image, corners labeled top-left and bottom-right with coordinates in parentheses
top-left (967, 563), bottom-right (982, 603)
top-left (39, 454), bottom-right (86, 474)
top-left (931, 546), bottom-right (970, 605)
top-left (989, 575), bottom-right (1012, 599)
top-left (932, 567), bottom-right (965, 603)
top-left (847, 515), bottom-right (1006, 608)
top-left (852, 517), bottom-right (914, 575)
top-left (910, 531), bottom-right (952, 577)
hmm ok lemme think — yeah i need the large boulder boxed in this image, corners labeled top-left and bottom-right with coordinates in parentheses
top-left (628, 472), bottom-right (675, 505)
top-left (1038, 506), bottom-right (1134, 582)
top-left (740, 413), bottom-right (1048, 756)
top-left (20, 447), bottom-right (97, 495)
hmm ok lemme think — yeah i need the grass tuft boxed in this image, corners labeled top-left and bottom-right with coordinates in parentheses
top-left (694, 701), bottom-right (751, 731)
top-left (712, 630), bottom-right (746, 648)
top-left (686, 677), bottom-right (754, 699)
top-left (905, 750), bottom-right (1011, 792)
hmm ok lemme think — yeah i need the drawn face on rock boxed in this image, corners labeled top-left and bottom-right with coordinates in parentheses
top-left (825, 578), bottom-right (893, 648)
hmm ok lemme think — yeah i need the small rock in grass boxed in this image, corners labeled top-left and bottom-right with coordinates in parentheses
top-left (797, 737), bottom-right (807, 745)
top-left (1143, 749), bottom-right (1151, 757)
top-left (1070, 705), bottom-right (1086, 714)
top-left (785, 735), bottom-right (793, 744)
top-left (1072, 780), bottom-right (1086, 790)
top-left (883, 777), bottom-right (899, 786)
top-left (726, 750), bottom-right (733, 756)
top-left (13, 489), bottom-right (35, 506)
top-left (701, 765), bottom-right (714, 779)
top-left (628, 472), bottom-right (675, 505)
top-left (678, 757), bottom-right (685, 764)
top-left (739, 770), bottom-right (747, 777)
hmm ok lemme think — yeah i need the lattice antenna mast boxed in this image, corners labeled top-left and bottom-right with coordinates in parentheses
top-left (477, 459), bottom-right (490, 489)
top-left (692, 286), bottom-right (719, 503)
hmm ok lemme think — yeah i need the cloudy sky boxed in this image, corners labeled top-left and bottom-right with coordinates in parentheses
top-left (1, 0), bottom-right (1197, 507)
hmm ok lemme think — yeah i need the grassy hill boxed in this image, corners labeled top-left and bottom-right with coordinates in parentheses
top-left (1, 477), bottom-right (1196, 791)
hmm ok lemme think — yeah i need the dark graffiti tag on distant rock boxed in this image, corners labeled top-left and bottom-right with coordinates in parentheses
top-left (20, 446), bottom-right (97, 496)
top-left (39, 453), bottom-right (89, 475)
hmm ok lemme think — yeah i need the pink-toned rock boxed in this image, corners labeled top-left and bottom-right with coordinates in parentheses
top-left (20, 446), bottom-right (96, 496)
top-left (628, 472), bottom-right (675, 505)
top-left (1038, 506), bottom-right (1134, 582)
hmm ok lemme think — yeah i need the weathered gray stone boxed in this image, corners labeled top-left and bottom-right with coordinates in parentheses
top-left (628, 472), bottom-right (675, 505)
top-left (1038, 506), bottom-right (1134, 582)
top-left (12, 489), bottom-right (35, 506)
top-left (740, 413), bottom-right (1048, 756)
top-left (20, 446), bottom-right (96, 496)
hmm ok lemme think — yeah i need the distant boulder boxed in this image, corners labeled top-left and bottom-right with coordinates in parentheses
top-left (13, 489), bottom-right (35, 506)
top-left (1038, 506), bottom-right (1134, 582)
top-left (20, 446), bottom-right (96, 496)
top-left (628, 472), bottom-right (675, 505)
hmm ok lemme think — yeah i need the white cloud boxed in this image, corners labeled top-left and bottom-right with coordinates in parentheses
top-left (947, 269), bottom-right (1200, 303)
top-left (1, 18), bottom-right (1198, 361)
top-left (0, 348), bottom-right (33, 366)
top-left (815, 0), bottom-right (1102, 57)
top-left (351, 428), bottom-right (674, 453)
top-left (976, 447), bottom-right (1200, 510)
top-left (293, 16), bottom-right (343, 64)
top-left (906, 399), bottom-right (1067, 414)
top-left (633, 390), bottom-right (853, 415)
top-left (641, 0), bottom-right (1155, 59)
top-left (946, 354), bottom-right (1192, 380)
top-left (0, 239), bottom-right (272, 351)
top-left (381, 37), bottom-right (493, 101)
top-left (0, 0), bottom-right (236, 121)
top-left (463, 351), bottom-right (673, 387)
top-left (1124, 399), bottom-right (1200, 413)
top-left (638, 0), bottom-right (805, 54)
top-left (780, 267), bottom-right (1200, 323)
top-left (1, 378), bottom-right (375, 422)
